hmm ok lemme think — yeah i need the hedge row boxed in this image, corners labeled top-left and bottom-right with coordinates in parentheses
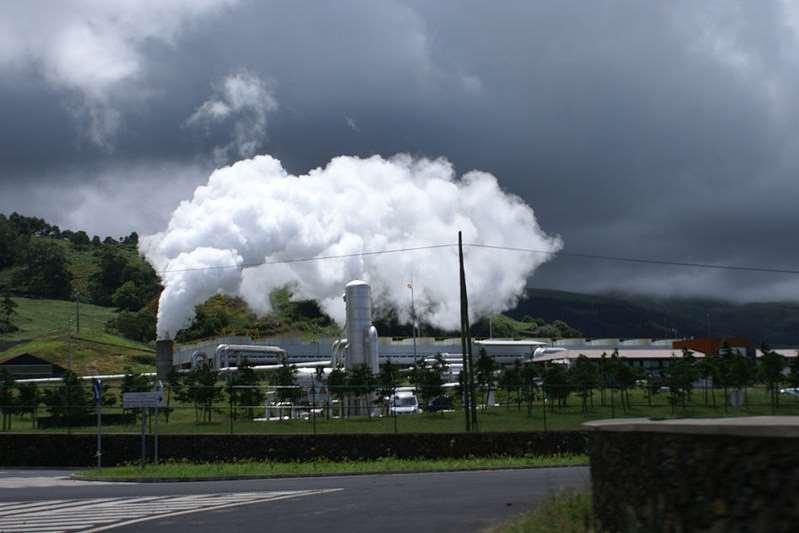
top-left (590, 431), bottom-right (799, 532)
top-left (0, 431), bottom-right (589, 467)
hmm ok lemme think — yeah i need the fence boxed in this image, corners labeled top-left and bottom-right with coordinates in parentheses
top-left (1, 381), bottom-right (798, 436)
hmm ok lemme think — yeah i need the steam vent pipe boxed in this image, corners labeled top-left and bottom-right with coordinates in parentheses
top-left (344, 280), bottom-right (379, 374)
top-left (155, 339), bottom-right (174, 382)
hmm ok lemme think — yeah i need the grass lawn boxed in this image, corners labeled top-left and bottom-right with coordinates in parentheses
top-left (8, 385), bottom-right (799, 435)
top-left (79, 455), bottom-right (588, 480)
top-left (0, 297), bottom-right (154, 374)
top-left (492, 490), bottom-right (595, 533)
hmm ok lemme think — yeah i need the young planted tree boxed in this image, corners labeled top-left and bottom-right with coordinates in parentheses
top-left (378, 360), bottom-right (401, 415)
top-left (227, 358), bottom-right (264, 420)
top-left (759, 345), bottom-right (786, 411)
top-left (570, 355), bottom-right (599, 415)
top-left (409, 355), bottom-right (448, 409)
top-left (475, 348), bottom-right (497, 406)
top-left (184, 361), bottom-right (222, 423)
top-left (120, 367), bottom-right (152, 421)
top-left (697, 356), bottom-right (719, 407)
top-left (15, 382), bottom-right (41, 427)
top-left (326, 364), bottom-right (347, 417)
top-left (542, 363), bottom-right (570, 409)
top-left (520, 361), bottom-right (539, 416)
top-left (0, 369), bottom-right (15, 431)
top-left (662, 352), bottom-right (699, 412)
top-left (43, 370), bottom-right (92, 427)
top-left (271, 357), bottom-right (300, 418)
top-left (347, 363), bottom-right (377, 417)
top-left (498, 359), bottom-right (523, 410)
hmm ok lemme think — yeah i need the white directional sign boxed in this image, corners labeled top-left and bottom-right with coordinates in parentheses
top-left (123, 391), bottom-right (165, 408)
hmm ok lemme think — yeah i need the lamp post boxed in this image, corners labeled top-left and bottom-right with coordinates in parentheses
top-left (408, 282), bottom-right (417, 360)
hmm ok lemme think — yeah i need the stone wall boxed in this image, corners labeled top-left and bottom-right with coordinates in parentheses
top-left (586, 417), bottom-right (799, 532)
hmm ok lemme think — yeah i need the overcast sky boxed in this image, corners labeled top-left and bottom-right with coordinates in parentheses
top-left (1, 0), bottom-right (799, 302)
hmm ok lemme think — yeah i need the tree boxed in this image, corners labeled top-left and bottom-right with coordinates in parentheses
top-left (326, 364), bottom-right (347, 416)
top-left (0, 215), bottom-right (21, 269)
top-left (498, 359), bottom-right (523, 410)
top-left (15, 382), bottom-right (41, 427)
top-left (570, 355), bottom-right (599, 415)
top-left (227, 358), bottom-right (264, 419)
top-left (0, 290), bottom-right (18, 333)
top-left (184, 361), bottom-right (222, 423)
top-left (409, 355), bottom-right (448, 408)
top-left (542, 363), bottom-right (570, 408)
top-left (43, 370), bottom-right (92, 427)
top-left (0, 369), bottom-right (15, 431)
top-left (111, 281), bottom-right (147, 311)
top-left (788, 353), bottom-right (799, 389)
top-left (347, 363), bottom-right (377, 417)
top-left (759, 344), bottom-right (786, 411)
top-left (106, 307), bottom-right (156, 342)
top-left (662, 351), bottom-right (699, 412)
top-left (271, 357), bottom-right (300, 417)
top-left (475, 348), bottom-right (497, 406)
top-left (378, 361), bottom-right (401, 415)
top-left (697, 356), bottom-right (719, 407)
top-left (520, 361), bottom-right (539, 416)
top-left (12, 238), bottom-right (72, 298)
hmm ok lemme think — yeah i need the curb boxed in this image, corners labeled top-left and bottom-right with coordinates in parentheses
top-left (71, 462), bottom-right (589, 483)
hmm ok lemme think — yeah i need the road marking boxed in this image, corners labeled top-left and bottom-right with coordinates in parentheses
top-left (0, 490), bottom-right (341, 532)
top-left (0, 477), bottom-right (113, 489)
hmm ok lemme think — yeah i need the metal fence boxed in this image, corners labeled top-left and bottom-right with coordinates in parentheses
top-left (1, 381), bottom-right (798, 437)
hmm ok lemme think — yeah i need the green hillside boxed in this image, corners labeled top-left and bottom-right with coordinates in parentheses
top-left (0, 297), bottom-right (154, 375)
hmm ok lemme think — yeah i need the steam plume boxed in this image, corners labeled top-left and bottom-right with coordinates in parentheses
top-left (141, 154), bottom-right (562, 339)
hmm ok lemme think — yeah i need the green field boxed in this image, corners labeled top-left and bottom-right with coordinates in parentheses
top-left (6, 385), bottom-right (799, 435)
top-left (0, 297), bottom-right (154, 374)
top-left (80, 455), bottom-right (587, 481)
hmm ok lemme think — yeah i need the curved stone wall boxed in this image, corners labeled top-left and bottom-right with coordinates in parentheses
top-left (585, 417), bottom-right (799, 532)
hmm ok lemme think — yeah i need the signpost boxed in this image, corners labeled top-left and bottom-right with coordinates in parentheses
top-left (123, 391), bottom-right (165, 467)
top-left (92, 379), bottom-right (102, 468)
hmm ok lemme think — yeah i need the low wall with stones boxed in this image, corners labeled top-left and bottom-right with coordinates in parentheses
top-left (585, 417), bottom-right (799, 532)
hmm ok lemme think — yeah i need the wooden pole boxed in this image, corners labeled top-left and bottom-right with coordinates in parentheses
top-left (458, 231), bottom-right (478, 430)
top-left (458, 232), bottom-right (471, 432)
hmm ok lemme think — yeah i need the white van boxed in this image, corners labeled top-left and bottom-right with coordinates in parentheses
top-left (388, 391), bottom-right (419, 415)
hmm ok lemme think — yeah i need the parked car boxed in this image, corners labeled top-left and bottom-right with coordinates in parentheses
top-left (389, 391), bottom-right (419, 415)
top-left (779, 387), bottom-right (799, 398)
top-left (426, 395), bottom-right (453, 412)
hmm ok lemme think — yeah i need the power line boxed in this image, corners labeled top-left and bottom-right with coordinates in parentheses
top-left (464, 243), bottom-right (799, 275)
top-left (68, 241), bottom-right (799, 278)
top-left (153, 244), bottom-right (457, 275)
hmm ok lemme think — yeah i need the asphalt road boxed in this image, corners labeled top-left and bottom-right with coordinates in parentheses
top-left (0, 467), bottom-right (589, 532)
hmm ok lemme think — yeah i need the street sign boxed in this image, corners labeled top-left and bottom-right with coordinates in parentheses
top-left (123, 391), bottom-right (165, 409)
top-left (92, 379), bottom-right (102, 403)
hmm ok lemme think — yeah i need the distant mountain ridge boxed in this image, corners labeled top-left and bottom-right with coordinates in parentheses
top-left (508, 289), bottom-right (799, 347)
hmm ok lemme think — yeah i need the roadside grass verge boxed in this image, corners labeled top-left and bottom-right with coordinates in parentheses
top-left (492, 490), bottom-right (596, 533)
top-left (78, 454), bottom-right (588, 481)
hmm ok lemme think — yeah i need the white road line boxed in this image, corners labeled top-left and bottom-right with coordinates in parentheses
top-left (0, 490), bottom-right (341, 532)
top-left (0, 499), bottom-right (116, 517)
top-left (84, 490), bottom-right (342, 532)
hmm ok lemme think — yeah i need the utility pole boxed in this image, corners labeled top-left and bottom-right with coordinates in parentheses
top-left (74, 290), bottom-right (80, 334)
top-left (458, 231), bottom-right (478, 430)
top-left (408, 281), bottom-right (417, 361)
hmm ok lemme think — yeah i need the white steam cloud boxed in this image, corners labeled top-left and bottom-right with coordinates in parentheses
top-left (141, 154), bottom-right (562, 339)
top-left (186, 71), bottom-right (278, 163)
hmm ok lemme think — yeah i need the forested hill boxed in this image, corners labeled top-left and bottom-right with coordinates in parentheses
top-left (508, 289), bottom-right (799, 347)
top-left (3, 211), bottom-right (798, 348)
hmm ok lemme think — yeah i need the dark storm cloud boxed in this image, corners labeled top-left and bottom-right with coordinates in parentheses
top-left (1, 0), bottom-right (799, 300)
